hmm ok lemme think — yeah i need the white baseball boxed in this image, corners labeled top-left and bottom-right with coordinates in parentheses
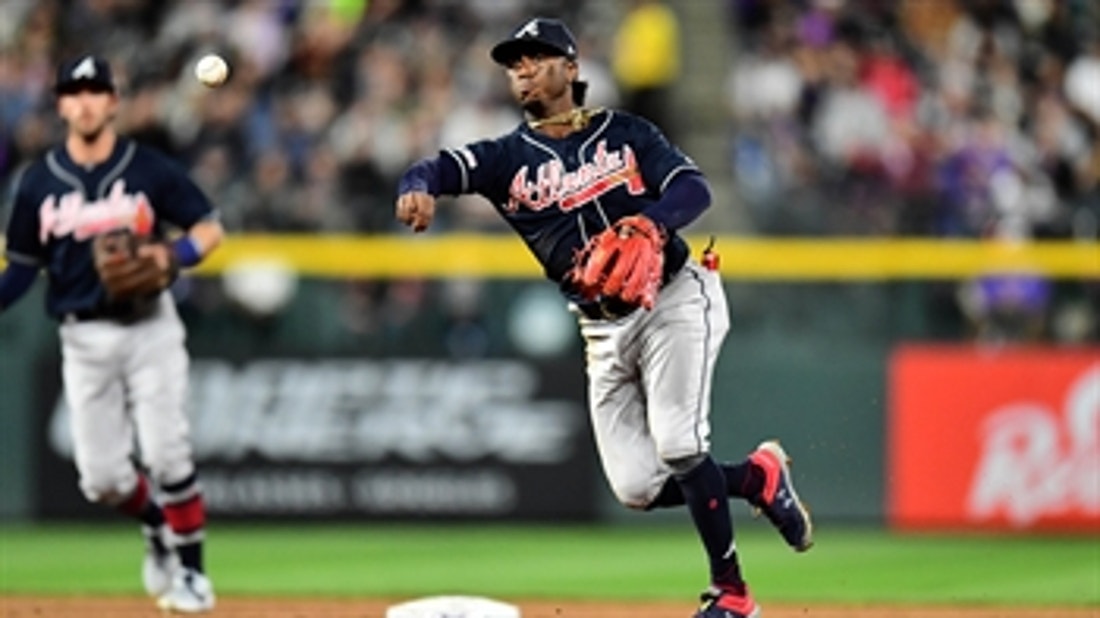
top-left (195, 54), bottom-right (229, 87)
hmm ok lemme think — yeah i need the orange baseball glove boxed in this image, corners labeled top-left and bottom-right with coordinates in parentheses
top-left (570, 214), bottom-right (666, 310)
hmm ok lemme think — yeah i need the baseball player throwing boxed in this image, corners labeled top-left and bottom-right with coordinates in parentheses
top-left (0, 56), bottom-right (221, 613)
top-left (396, 18), bottom-right (813, 618)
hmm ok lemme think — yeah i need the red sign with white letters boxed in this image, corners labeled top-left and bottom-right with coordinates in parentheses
top-left (888, 345), bottom-right (1099, 531)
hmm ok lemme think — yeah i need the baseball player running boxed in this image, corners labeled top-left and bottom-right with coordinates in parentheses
top-left (396, 18), bottom-right (813, 618)
top-left (0, 55), bottom-right (222, 613)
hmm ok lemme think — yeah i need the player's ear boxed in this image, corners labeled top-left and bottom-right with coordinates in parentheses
top-left (565, 58), bottom-right (579, 80)
top-left (106, 91), bottom-right (120, 118)
top-left (55, 94), bottom-right (71, 119)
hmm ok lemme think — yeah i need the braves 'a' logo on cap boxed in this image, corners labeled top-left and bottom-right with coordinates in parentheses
top-left (517, 19), bottom-right (540, 39)
top-left (71, 56), bottom-right (97, 79)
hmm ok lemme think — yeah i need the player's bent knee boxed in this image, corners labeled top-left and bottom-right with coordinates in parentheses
top-left (79, 471), bottom-right (136, 506)
top-left (609, 478), bottom-right (659, 510)
top-left (614, 493), bottom-right (651, 510)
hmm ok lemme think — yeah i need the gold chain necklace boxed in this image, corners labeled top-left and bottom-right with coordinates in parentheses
top-left (528, 107), bottom-right (605, 131)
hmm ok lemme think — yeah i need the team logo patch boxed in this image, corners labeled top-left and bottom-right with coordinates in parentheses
top-left (507, 140), bottom-right (646, 213)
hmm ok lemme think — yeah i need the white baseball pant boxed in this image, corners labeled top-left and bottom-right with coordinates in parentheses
top-left (58, 293), bottom-right (194, 504)
top-left (577, 260), bottom-right (730, 509)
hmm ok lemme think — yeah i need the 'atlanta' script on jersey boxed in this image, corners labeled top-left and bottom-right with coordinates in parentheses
top-left (38, 179), bottom-right (155, 243)
top-left (507, 140), bottom-right (646, 213)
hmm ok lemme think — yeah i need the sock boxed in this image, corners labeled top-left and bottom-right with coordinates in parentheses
top-left (161, 472), bottom-right (207, 573)
top-left (176, 541), bottom-right (204, 574)
top-left (648, 459), bottom-right (766, 508)
top-left (118, 475), bottom-right (167, 526)
top-left (675, 456), bottom-right (743, 589)
top-left (119, 475), bottom-right (170, 554)
top-left (142, 524), bottom-right (169, 555)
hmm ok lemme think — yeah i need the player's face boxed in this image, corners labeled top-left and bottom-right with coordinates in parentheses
top-left (505, 52), bottom-right (578, 116)
top-left (57, 88), bottom-right (118, 140)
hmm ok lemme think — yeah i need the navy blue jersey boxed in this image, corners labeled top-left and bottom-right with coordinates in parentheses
top-left (440, 110), bottom-right (694, 292)
top-left (4, 137), bottom-right (215, 318)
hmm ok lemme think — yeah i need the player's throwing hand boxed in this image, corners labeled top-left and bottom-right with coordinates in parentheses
top-left (396, 191), bottom-right (435, 232)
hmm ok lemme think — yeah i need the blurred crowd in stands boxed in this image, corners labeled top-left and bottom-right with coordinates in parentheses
top-left (1, 0), bottom-right (1096, 346)
top-left (725, 0), bottom-right (1098, 242)
top-left (4, 0), bottom-right (1095, 239)
top-left (0, 0), bottom-right (621, 234)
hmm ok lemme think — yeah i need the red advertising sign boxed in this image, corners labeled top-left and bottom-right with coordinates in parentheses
top-left (888, 345), bottom-right (1099, 532)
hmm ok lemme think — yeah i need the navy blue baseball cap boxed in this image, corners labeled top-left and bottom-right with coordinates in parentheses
top-left (491, 17), bottom-right (578, 65)
top-left (54, 55), bottom-right (116, 95)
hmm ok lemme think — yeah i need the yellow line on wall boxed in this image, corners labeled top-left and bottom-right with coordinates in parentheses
top-left (193, 235), bottom-right (1098, 279)
top-left (3, 235), bottom-right (1097, 279)
top-left (710, 238), bottom-right (1099, 279)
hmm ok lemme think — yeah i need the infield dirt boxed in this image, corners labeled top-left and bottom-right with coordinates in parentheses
top-left (2, 597), bottom-right (1096, 617)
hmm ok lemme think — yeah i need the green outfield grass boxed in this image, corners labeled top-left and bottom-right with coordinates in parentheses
top-left (0, 522), bottom-right (1096, 607)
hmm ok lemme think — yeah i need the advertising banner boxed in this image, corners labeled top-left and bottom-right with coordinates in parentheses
top-left (888, 345), bottom-right (1099, 532)
top-left (35, 358), bottom-right (599, 521)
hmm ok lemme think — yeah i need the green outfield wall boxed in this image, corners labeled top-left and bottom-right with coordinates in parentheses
top-left (1, 236), bottom-right (1095, 524)
top-left (0, 278), bottom-right (976, 523)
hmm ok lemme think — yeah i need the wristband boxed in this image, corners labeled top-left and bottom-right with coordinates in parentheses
top-left (398, 157), bottom-right (441, 196)
top-left (172, 236), bottom-right (203, 268)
